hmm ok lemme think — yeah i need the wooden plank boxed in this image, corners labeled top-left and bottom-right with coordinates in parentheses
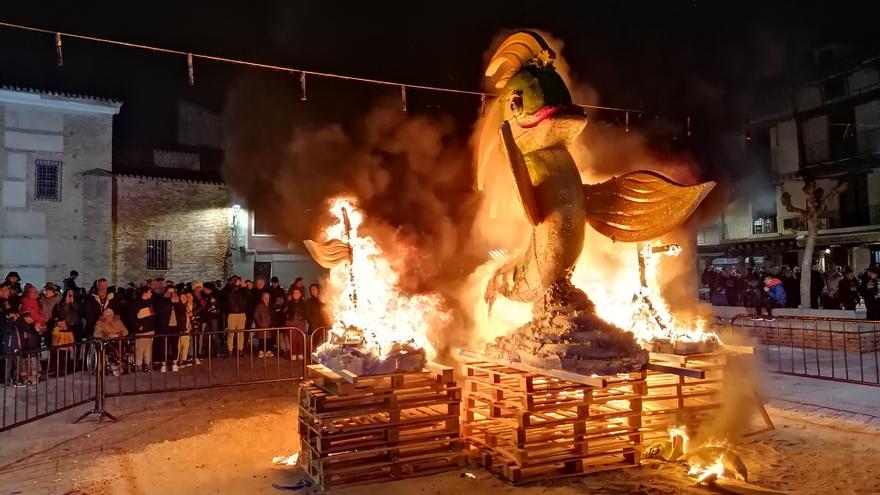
top-left (719, 343), bottom-right (755, 354)
top-left (460, 350), bottom-right (610, 388)
top-left (646, 362), bottom-right (706, 379)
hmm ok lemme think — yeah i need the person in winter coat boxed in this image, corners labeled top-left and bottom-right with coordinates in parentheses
top-left (94, 308), bottom-right (129, 339)
top-left (780, 267), bottom-right (800, 308)
top-left (177, 292), bottom-right (198, 366)
top-left (862, 267), bottom-right (880, 320)
top-left (38, 283), bottom-right (61, 325)
top-left (84, 279), bottom-right (118, 338)
top-left (224, 278), bottom-right (249, 356)
top-left (810, 266), bottom-right (825, 309)
top-left (130, 286), bottom-right (157, 372)
top-left (281, 287), bottom-right (308, 361)
top-left (17, 311), bottom-right (41, 385)
top-left (154, 287), bottom-right (185, 372)
top-left (19, 285), bottom-right (44, 326)
top-left (306, 284), bottom-right (329, 349)
top-left (252, 292), bottom-right (274, 358)
top-left (54, 289), bottom-right (82, 341)
top-left (836, 269), bottom-right (860, 311)
top-left (1, 310), bottom-right (21, 386)
top-left (199, 283), bottom-right (220, 358)
top-left (753, 275), bottom-right (787, 321)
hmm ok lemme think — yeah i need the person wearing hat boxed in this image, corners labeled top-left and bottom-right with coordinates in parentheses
top-left (38, 283), bottom-right (61, 325)
top-left (4, 272), bottom-right (22, 297)
top-left (1, 309), bottom-right (22, 386)
top-left (863, 267), bottom-right (880, 320)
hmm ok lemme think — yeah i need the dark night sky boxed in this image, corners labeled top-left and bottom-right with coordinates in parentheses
top-left (1, 1), bottom-right (878, 173)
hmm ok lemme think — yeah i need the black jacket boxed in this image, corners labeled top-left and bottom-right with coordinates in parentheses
top-left (283, 298), bottom-right (308, 322)
top-left (131, 298), bottom-right (157, 334)
top-left (225, 286), bottom-right (249, 314)
top-left (84, 291), bottom-right (119, 328)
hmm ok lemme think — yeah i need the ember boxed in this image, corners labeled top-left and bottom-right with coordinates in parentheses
top-left (306, 198), bottom-right (449, 375)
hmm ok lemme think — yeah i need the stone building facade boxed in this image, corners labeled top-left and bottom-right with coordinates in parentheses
top-left (0, 87), bottom-right (121, 287)
top-left (112, 174), bottom-right (230, 285)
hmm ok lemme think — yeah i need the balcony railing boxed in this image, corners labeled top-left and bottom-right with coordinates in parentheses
top-left (696, 207), bottom-right (880, 246)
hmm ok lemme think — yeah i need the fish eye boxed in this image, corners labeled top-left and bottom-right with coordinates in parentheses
top-left (509, 91), bottom-right (523, 113)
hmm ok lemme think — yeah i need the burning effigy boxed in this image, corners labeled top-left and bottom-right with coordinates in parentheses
top-left (474, 31), bottom-right (716, 374)
top-left (304, 198), bottom-right (448, 376)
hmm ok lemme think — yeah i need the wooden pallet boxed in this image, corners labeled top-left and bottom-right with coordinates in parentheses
top-left (461, 358), bottom-right (646, 485)
top-left (643, 346), bottom-right (773, 444)
top-left (299, 362), bottom-right (464, 491)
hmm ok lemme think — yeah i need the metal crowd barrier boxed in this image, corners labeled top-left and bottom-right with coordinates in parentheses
top-left (1, 326), bottom-right (315, 432)
top-left (723, 314), bottom-right (880, 387)
top-left (1, 340), bottom-right (98, 431)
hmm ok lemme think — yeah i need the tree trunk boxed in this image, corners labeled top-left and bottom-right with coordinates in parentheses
top-left (800, 213), bottom-right (817, 308)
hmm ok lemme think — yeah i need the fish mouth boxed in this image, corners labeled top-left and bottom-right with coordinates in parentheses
top-left (515, 104), bottom-right (585, 129)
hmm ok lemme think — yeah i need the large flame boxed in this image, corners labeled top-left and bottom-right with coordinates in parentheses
top-left (669, 427), bottom-right (732, 483)
top-left (320, 197), bottom-right (448, 359)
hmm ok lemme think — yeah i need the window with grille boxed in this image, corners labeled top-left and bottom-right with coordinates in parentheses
top-left (147, 240), bottom-right (171, 270)
top-left (34, 159), bottom-right (62, 201)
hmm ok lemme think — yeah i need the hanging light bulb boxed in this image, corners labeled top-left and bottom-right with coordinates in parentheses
top-left (55, 33), bottom-right (63, 67)
top-left (745, 119), bottom-right (751, 141)
top-left (625, 111), bottom-right (630, 133)
top-left (686, 115), bottom-right (692, 137)
top-left (186, 53), bottom-right (194, 86)
top-left (300, 72), bottom-right (307, 101)
top-left (401, 85), bottom-right (407, 112)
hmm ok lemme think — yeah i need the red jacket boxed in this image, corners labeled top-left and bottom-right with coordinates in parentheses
top-left (19, 297), bottom-right (46, 324)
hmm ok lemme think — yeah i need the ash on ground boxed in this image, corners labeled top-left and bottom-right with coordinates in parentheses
top-left (484, 281), bottom-right (648, 375)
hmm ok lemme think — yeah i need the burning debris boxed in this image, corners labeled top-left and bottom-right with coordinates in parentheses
top-left (304, 198), bottom-right (448, 375)
top-left (645, 427), bottom-right (785, 495)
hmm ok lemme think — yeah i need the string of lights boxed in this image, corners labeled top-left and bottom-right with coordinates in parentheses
top-left (0, 20), bottom-right (654, 116)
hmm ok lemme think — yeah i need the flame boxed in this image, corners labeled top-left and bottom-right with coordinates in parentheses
top-left (319, 197), bottom-right (449, 359)
top-left (668, 426), bottom-right (731, 483)
top-left (272, 452), bottom-right (300, 466)
top-left (572, 238), bottom-right (720, 347)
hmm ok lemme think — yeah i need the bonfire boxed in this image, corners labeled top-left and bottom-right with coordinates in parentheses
top-left (304, 198), bottom-right (448, 375)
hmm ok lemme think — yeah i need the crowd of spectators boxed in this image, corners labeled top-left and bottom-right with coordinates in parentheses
top-left (702, 262), bottom-right (880, 320)
top-left (0, 270), bottom-right (329, 387)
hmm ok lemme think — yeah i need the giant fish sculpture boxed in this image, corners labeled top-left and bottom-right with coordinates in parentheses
top-left (479, 31), bottom-right (715, 374)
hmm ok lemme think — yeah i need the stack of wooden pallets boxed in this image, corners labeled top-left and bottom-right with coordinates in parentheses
top-left (298, 363), bottom-right (464, 490)
top-left (642, 351), bottom-right (726, 444)
top-left (461, 358), bottom-right (647, 484)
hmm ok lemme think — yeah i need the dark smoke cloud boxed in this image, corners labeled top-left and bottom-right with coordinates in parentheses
top-left (224, 74), bottom-right (482, 295)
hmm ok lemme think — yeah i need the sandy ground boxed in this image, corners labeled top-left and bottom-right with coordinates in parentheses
top-left (0, 382), bottom-right (878, 495)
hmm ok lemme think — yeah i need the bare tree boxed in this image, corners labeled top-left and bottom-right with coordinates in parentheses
top-left (780, 179), bottom-right (846, 308)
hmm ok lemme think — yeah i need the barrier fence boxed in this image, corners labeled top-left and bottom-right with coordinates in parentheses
top-left (1, 326), bottom-right (328, 432)
top-left (721, 315), bottom-right (880, 387)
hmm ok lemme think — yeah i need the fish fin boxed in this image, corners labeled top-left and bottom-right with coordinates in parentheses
top-left (500, 121), bottom-right (542, 225)
top-left (303, 239), bottom-right (352, 269)
top-left (584, 171), bottom-right (715, 242)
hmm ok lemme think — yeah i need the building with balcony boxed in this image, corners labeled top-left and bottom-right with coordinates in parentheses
top-left (697, 44), bottom-right (880, 272)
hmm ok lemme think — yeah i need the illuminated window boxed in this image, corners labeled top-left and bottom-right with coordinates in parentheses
top-left (34, 159), bottom-right (62, 201)
top-left (147, 240), bottom-right (171, 270)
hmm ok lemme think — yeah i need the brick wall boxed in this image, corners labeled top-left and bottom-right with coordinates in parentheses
top-left (113, 175), bottom-right (230, 285)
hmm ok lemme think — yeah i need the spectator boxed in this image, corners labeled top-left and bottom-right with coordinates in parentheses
top-left (38, 283), bottom-right (61, 325)
top-left (269, 276), bottom-right (285, 303)
top-left (753, 275), bottom-right (787, 321)
top-left (837, 269), bottom-right (860, 311)
top-left (810, 265), bottom-right (825, 309)
top-left (177, 292), bottom-right (196, 367)
top-left (4, 272), bottom-right (22, 297)
top-left (19, 285), bottom-right (45, 326)
top-left (282, 287), bottom-right (308, 361)
top-left (863, 267), bottom-right (880, 320)
top-left (224, 277), bottom-right (249, 356)
top-left (200, 282), bottom-right (220, 358)
top-left (823, 265), bottom-right (843, 309)
top-left (292, 277), bottom-right (305, 294)
top-left (780, 267), bottom-right (800, 308)
top-left (155, 286), bottom-right (184, 372)
top-left (84, 278), bottom-right (118, 339)
top-left (1, 310), bottom-right (21, 386)
top-left (94, 309), bottom-right (128, 376)
top-left (253, 291), bottom-right (274, 358)
top-left (18, 311), bottom-right (41, 385)
top-left (131, 286), bottom-right (156, 372)
top-left (62, 270), bottom-right (79, 293)
top-left (54, 289), bottom-right (82, 342)
top-left (307, 283), bottom-right (328, 349)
